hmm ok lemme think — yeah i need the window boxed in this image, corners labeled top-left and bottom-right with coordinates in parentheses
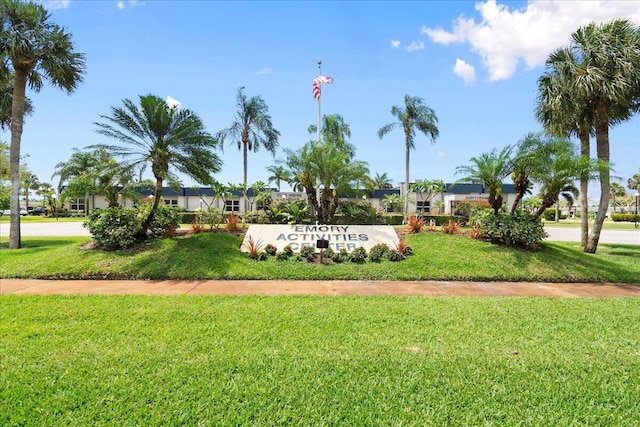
top-left (163, 199), bottom-right (179, 206)
top-left (416, 201), bottom-right (431, 213)
top-left (225, 200), bottom-right (240, 212)
top-left (70, 198), bottom-right (85, 212)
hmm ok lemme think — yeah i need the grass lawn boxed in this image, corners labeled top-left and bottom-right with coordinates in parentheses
top-left (2, 296), bottom-right (639, 426)
top-left (1, 232), bottom-right (639, 282)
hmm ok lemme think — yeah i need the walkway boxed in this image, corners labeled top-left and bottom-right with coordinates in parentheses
top-left (2, 279), bottom-right (639, 297)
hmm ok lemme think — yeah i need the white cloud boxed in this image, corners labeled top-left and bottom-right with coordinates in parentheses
top-left (391, 40), bottom-right (401, 48)
top-left (256, 68), bottom-right (274, 76)
top-left (436, 151), bottom-right (446, 160)
top-left (453, 59), bottom-right (476, 84)
top-left (406, 40), bottom-right (425, 53)
top-left (422, 0), bottom-right (640, 81)
top-left (116, 0), bottom-right (143, 10)
top-left (35, 0), bottom-right (71, 9)
top-left (166, 96), bottom-right (181, 109)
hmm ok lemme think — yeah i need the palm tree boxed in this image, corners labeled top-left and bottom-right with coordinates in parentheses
top-left (609, 182), bottom-right (627, 214)
top-left (455, 146), bottom-right (513, 215)
top-left (19, 169), bottom-right (39, 211)
top-left (378, 95), bottom-right (439, 217)
top-left (540, 19), bottom-right (640, 253)
top-left (370, 172), bottom-right (393, 190)
top-left (1, 0), bottom-right (86, 249)
top-left (53, 148), bottom-right (100, 214)
top-left (308, 114), bottom-right (354, 155)
top-left (0, 69), bottom-right (33, 130)
top-left (92, 94), bottom-right (220, 234)
top-left (265, 165), bottom-right (290, 191)
top-left (627, 170), bottom-right (640, 193)
top-left (216, 87), bottom-right (280, 209)
top-left (283, 140), bottom-right (368, 224)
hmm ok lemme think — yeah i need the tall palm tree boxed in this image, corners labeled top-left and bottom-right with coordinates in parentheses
top-left (1, 0), bottom-right (86, 248)
top-left (455, 146), bottom-right (513, 215)
top-left (370, 172), bottom-right (393, 190)
top-left (92, 94), bottom-right (220, 233)
top-left (0, 69), bottom-right (33, 130)
top-left (540, 19), bottom-right (640, 253)
top-left (308, 114), bottom-right (354, 156)
top-left (265, 165), bottom-right (290, 191)
top-left (378, 95), bottom-right (439, 217)
top-left (609, 182), bottom-right (627, 214)
top-left (216, 87), bottom-right (280, 209)
top-left (19, 169), bottom-right (39, 210)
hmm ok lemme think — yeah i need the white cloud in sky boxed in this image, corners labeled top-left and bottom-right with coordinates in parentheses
top-left (406, 40), bottom-right (424, 53)
top-left (256, 68), bottom-right (274, 76)
top-left (436, 151), bottom-right (446, 160)
top-left (453, 59), bottom-right (476, 84)
top-left (391, 40), bottom-right (401, 48)
top-left (166, 96), bottom-right (181, 109)
top-left (117, 0), bottom-right (142, 10)
top-left (35, 0), bottom-right (70, 9)
top-left (421, 0), bottom-right (640, 81)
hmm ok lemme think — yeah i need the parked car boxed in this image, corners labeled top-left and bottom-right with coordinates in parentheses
top-left (29, 206), bottom-right (46, 216)
top-left (20, 208), bottom-right (28, 216)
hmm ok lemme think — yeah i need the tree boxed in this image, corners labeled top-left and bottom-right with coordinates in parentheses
top-left (368, 172), bottom-right (393, 190)
top-left (216, 87), bottom-right (280, 209)
top-left (628, 170), bottom-right (640, 193)
top-left (19, 169), bottom-right (39, 210)
top-left (1, 0), bottom-right (86, 248)
top-left (308, 114), bottom-right (354, 156)
top-left (283, 140), bottom-right (368, 224)
top-left (1, 69), bottom-right (33, 130)
top-left (265, 165), bottom-right (290, 192)
top-left (92, 94), bottom-right (220, 234)
top-left (539, 19), bottom-right (640, 253)
top-left (53, 148), bottom-right (100, 214)
top-left (455, 146), bottom-right (513, 215)
top-left (609, 182), bottom-right (627, 214)
top-left (411, 179), bottom-right (445, 214)
top-left (378, 95), bottom-right (439, 217)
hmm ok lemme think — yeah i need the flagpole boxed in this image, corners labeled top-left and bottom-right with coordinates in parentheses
top-left (317, 60), bottom-right (322, 143)
top-left (316, 60), bottom-right (322, 223)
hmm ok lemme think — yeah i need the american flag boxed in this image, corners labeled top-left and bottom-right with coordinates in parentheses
top-left (313, 75), bottom-right (333, 100)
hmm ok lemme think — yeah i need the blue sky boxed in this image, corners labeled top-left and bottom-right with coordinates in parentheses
top-left (4, 0), bottom-right (639, 197)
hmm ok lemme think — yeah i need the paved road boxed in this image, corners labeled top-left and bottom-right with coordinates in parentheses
top-left (2, 221), bottom-right (638, 244)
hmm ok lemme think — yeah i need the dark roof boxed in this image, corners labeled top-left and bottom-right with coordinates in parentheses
top-left (371, 189), bottom-right (400, 198)
top-left (445, 183), bottom-right (484, 194)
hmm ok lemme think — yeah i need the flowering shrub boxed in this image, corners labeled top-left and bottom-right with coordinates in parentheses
top-left (349, 247), bottom-right (367, 263)
top-left (84, 207), bottom-right (141, 250)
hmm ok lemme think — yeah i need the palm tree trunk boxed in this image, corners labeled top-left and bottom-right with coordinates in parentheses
top-left (579, 128), bottom-right (589, 248)
top-left (243, 140), bottom-right (249, 213)
top-left (404, 137), bottom-right (410, 218)
top-left (586, 103), bottom-right (610, 254)
top-left (142, 178), bottom-right (163, 233)
top-left (8, 69), bottom-right (29, 249)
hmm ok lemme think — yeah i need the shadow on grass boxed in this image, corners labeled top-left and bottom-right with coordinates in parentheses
top-left (118, 232), bottom-right (246, 279)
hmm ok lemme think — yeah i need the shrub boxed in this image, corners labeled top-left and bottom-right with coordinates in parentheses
top-left (190, 222), bottom-right (204, 234)
top-left (225, 212), bottom-right (240, 232)
top-left (479, 212), bottom-right (548, 250)
top-left (265, 244), bottom-right (277, 256)
top-left (421, 214), bottom-right (466, 226)
top-left (611, 213), bottom-right (640, 222)
top-left (331, 249), bottom-right (350, 263)
top-left (405, 215), bottom-right (425, 233)
top-left (145, 204), bottom-right (181, 238)
top-left (543, 208), bottom-right (567, 221)
top-left (276, 245), bottom-right (294, 261)
top-left (349, 246), bottom-right (367, 263)
top-left (84, 207), bottom-right (141, 250)
top-left (243, 210), bottom-right (271, 224)
top-left (180, 212), bottom-right (198, 224)
top-left (396, 240), bottom-right (413, 256)
top-left (242, 236), bottom-right (265, 260)
top-left (368, 243), bottom-right (389, 263)
top-left (442, 219), bottom-right (461, 234)
top-left (300, 245), bottom-right (316, 260)
top-left (384, 214), bottom-right (404, 225)
top-left (202, 207), bottom-right (223, 231)
top-left (385, 249), bottom-right (405, 262)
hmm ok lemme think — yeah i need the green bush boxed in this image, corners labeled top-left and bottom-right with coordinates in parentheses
top-left (145, 204), bottom-right (181, 238)
top-left (384, 214), bottom-right (404, 225)
top-left (84, 207), bottom-right (142, 250)
top-left (421, 215), bottom-right (466, 226)
top-left (331, 249), bottom-right (350, 263)
top-left (543, 209), bottom-right (567, 221)
top-left (243, 210), bottom-right (271, 224)
top-left (479, 212), bottom-right (548, 251)
top-left (611, 213), bottom-right (640, 222)
top-left (349, 246), bottom-right (367, 263)
top-left (385, 249), bottom-right (405, 262)
top-left (180, 212), bottom-right (198, 224)
top-left (368, 243), bottom-right (390, 263)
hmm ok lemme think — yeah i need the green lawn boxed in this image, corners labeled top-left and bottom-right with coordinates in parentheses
top-left (1, 231), bottom-right (639, 282)
top-left (1, 296), bottom-right (639, 426)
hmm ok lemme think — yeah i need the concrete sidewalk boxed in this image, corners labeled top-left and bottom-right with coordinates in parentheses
top-left (2, 279), bottom-right (639, 297)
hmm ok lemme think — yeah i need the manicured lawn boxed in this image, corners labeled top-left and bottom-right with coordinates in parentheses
top-left (1, 232), bottom-right (639, 282)
top-left (1, 296), bottom-right (639, 426)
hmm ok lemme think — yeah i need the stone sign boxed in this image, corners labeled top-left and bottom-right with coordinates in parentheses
top-left (242, 224), bottom-right (400, 253)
